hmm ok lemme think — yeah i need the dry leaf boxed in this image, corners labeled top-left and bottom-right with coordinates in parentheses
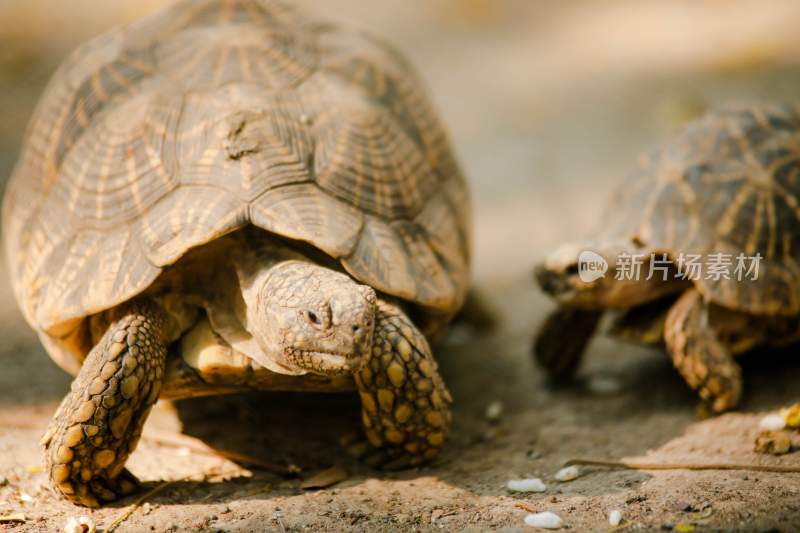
top-left (754, 430), bottom-right (792, 455)
top-left (781, 403), bottom-right (800, 428)
top-left (300, 465), bottom-right (348, 490)
top-left (0, 513), bottom-right (26, 523)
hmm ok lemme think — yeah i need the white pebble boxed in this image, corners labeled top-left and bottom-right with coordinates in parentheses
top-left (586, 375), bottom-right (622, 395)
top-left (507, 478), bottom-right (546, 493)
top-left (759, 414), bottom-right (786, 431)
top-left (524, 511), bottom-right (563, 529)
top-left (64, 516), bottom-right (96, 533)
top-left (608, 510), bottom-right (622, 526)
top-left (485, 401), bottom-right (504, 422)
top-left (554, 466), bottom-right (580, 482)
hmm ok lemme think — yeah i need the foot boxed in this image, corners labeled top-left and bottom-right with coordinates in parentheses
top-left (351, 300), bottom-right (452, 469)
top-left (533, 306), bottom-right (602, 380)
top-left (664, 289), bottom-right (742, 413)
top-left (42, 301), bottom-right (168, 507)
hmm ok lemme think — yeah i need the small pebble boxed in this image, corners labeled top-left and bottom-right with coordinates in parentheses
top-left (554, 466), bottom-right (579, 482)
top-left (759, 414), bottom-right (786, 431)
top-left (524, 511), bottom-right (563, 529)
top-left (586, 375), bottom-right (621, 395)
top-left (609, 510), bottom-right (623, 526)
top-left (64, 516), bottom-right (96, 533)
top-left (507, 478), bottom-right (546, 493)
top-left (486, 401), bottom-right (504, 422)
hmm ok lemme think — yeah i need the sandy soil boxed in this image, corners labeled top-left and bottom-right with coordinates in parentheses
top-left (2, 1), bottom-right (800, 532)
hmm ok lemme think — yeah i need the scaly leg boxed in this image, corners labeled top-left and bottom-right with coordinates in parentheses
top-left (352, 300), bottom-right (452, 468)
top-left (533, 306), bottom-right (602, 380)
top-left (664, 289), bottom-right (742, 413)
top-left (41, 301), bottom-right (168, 507)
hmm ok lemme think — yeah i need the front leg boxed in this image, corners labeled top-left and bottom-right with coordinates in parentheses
top-left (664, 288), bottom-right (742, 413)
top-left (533, 306), bottom-right (602, 380)
top-left (353, 300), bottom-right (452, 468)
top-left (41, 301), bottom-right (168, 507)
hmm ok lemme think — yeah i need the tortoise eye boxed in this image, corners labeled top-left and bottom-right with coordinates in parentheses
top-left (306, 310), bottom-right (321, 325)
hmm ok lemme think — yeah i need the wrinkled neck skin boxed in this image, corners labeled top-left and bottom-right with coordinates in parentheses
top-left (233, 241), bottom-right (377, 377)
top-left (535, 240), bottom-right (689, 310)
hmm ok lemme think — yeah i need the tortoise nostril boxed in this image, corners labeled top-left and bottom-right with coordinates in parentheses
top-left (306, 310), bottom-right (321, 326)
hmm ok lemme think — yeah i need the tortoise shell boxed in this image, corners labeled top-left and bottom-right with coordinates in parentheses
top-left (2, 0), bottom-right (471, 340)
top-left (602, 104), bottom-right (800, 316)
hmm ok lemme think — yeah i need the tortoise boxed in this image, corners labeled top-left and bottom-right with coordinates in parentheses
top-left (2, 0), bottom-right (470, 507)
top-left (534, 104), bottom-right (800, 413)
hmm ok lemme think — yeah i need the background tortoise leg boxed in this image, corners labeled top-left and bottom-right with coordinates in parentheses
top-left (533, 306), bottom-right (602, 380)
top-left (41, 301), bottom-right (168, 507)
top-left (664, 288), bottom-right (742, 413)
top-left (351, 300), bottom-right (452, 469)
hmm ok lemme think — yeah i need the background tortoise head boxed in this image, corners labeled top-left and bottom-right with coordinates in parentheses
top-left (534, 240), bottom-right (684, 309)
top-left (244, 260), bottom-right (377, 375)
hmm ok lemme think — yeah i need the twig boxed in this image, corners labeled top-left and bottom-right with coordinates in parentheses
top-left (565, 458), bottom-right (800, 473)
top-left (105, 466), bottom-right (247, 531)
top-left (142, 429), bottom-right (300, 476)
top-left (514, 502), bottom-right (537, 513)
top-left (605, 520), bottom-right (632, 533)
top-left (105, 481), bottom-right (174, 532)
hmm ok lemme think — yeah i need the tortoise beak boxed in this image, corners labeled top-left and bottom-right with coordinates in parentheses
top-left (534, 263), bottom-right (575, 298)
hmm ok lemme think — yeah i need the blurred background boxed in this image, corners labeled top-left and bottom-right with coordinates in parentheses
top-left (4, 0), bottom-right (800, 285)
top-left (2, 1), bottom-right (800, 530)
top-left (4, 0), bottom-right (800, 288)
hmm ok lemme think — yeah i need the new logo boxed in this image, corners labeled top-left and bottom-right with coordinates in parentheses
top-left (578, 250), bottom-right (608, 283)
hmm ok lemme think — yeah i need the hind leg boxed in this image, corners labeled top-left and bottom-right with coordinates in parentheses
top-left (41, 301), bottom-right (168, 507)
top-left (664, 289), bottom-right (742, 413)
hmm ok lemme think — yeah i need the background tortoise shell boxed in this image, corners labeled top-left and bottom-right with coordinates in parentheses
top-left (2, 0), bottom-right (471, 341)
top-left (601, 103), bottom-right (800, 316)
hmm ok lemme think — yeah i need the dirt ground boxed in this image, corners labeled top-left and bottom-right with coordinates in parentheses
top-left (2, 1), bottom-right (800, 532)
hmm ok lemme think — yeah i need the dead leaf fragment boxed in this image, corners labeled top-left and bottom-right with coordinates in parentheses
top-left (781, 403), bottom-right (800, 428)
top-left (0, 513), bottom-right (26, 523)
top-left (754, 430), bottom-right (792, 455)
top-left (300, 465), bottom-right (348, 490)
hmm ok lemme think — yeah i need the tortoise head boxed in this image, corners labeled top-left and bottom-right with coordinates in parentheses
top-left (244, 260), bottom-right (377, 376)
top-left (535, 240), bottom-right (685, 309)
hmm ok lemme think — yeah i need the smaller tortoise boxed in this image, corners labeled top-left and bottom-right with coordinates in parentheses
top-left (2, 0), bottom-right (470, 507)
top-left (534, 104), bottom-right (800, 413)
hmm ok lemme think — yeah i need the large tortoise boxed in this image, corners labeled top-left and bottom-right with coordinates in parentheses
top-left (534, 104), bottom-right (800, 413)
top-left (2, 0), bottom-right (470, 507)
